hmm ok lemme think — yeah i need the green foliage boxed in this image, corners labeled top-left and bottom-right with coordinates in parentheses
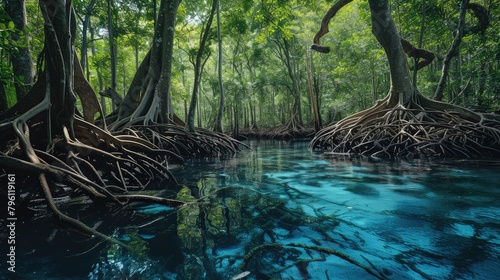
top-left (106, 228), bottom-right (150, 262)
top-left (4, 0), bottom-right (499, 125)
top-left (0, 6), bottom-right (35, 107)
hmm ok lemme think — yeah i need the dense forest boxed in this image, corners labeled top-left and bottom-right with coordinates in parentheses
top-left (2, 0), bottom-right (499, 131)
top-left (1, 0), bottom-right (500, 255)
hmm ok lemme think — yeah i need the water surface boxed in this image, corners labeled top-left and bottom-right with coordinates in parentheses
top-left (3, 140), bottom-right (500, 279)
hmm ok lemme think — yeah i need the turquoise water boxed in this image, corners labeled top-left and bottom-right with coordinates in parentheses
top-left (3, 140), bottom-right (500, 279)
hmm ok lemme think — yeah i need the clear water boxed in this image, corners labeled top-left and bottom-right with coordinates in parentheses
top-left (2, 140), bottom-right (500, 279)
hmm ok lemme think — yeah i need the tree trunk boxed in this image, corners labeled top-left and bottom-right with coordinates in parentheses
top-left (90, 22), bottom-right (106, 114)
top-left (35, 0), bottom-right (77, 138)
top-left (433, 0), bottom-right (489, 101)
top-left (107, 0), bottom-right (118, 110)
top-left (155, 0), bottom-right (180, 122)
top-left (306, 50), bottom-right (320, 132)
top-left (312, 56), bottom-right (323, 128)
top-left (0, 83), bottom-right (7, 112)
top-left (186, 0), bottom-right (217, 132)
top-left (214, 0), bottom-right (224, 133)
top-left (197, 93), bottom-right (202, 128)
top-left (476, 61), bottom-right (487, 105)
top-left (152, 0), bottom-right (157, 26)
top-left (5, 0), bottom-right (34, 101)
top-left (80, 0), bottom-right (97, 76)
top-left (233, 105), bottom-right (239, 139)
top-left (276, 37), bottom-right (303, 126)
top-left (371, 66), bottom-right (377, 104)
top-left (368, 0), bottom-right (414, 104)
top-left (111, 0), bottom-right (180, 129)
top-left (413, 0), bottom-right (426, 86)
top-left (311, 0), bottom-right (500, 159)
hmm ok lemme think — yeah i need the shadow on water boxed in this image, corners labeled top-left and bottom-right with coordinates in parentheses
top-left (2, 140), bottom-right (500, 279)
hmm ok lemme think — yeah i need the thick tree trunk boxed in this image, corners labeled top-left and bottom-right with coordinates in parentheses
top-left (155, 0), bottom-right (180, 123)
top-left (368, 0), bottom-right (414, 104)
top-left (311, 0), bottom-right (500, 159)
top-left (5, 0), bottom-right (34, 101)
top-left (115, 50), bottom-right (151, 121)
top-left (44, 0), bottom-right (77, 137)
top-left (111, 0), bottom-right (180, 128)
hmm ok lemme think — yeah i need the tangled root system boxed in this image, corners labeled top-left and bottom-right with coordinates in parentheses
top-left (310, 93), bottom-right (500, 159)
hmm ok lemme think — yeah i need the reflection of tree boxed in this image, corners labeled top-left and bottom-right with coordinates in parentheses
top-left (176, 178), bottom-right (242, 279)
top-left (174, 176), bottom-right (387, 279)
top-left (169, 144), bottom-right (498, 279)
top-left (91, 229), bottom-right (151, 278)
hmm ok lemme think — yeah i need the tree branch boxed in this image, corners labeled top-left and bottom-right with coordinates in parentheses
top-left (311, 0), bottom-right (353, 53)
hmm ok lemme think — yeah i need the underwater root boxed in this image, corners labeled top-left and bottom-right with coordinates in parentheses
top-left (310, 94), bottom-right (500, 159)
top-left (240, 242), bottom-right (388, 280)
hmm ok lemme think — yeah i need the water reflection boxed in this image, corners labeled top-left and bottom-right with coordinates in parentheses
top-left (172, 140), bottom-right (500, 279)
top-left (6, 140), bottom-right (500, 279)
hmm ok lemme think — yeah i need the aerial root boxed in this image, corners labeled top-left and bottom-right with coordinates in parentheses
top-left (1, 117), bottom-right (189, 248)
top-left (241, 117), bottom-right (314, 139)
top-left (310, 96), bottom-right (500, 158)
top-left (1, 113), bottom-right (248, 248)
top-left (120, 124), bottom-right (247, 158)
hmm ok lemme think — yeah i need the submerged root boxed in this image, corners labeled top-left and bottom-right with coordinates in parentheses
top-left (310, 94), bottom-right (500, 158)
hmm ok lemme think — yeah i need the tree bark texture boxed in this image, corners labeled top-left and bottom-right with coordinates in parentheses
top-left (41, 0), bottom-right (77, 136)
top-left (113, 0), bottom-right (180, 128)
top-left (155, 0), bottom-right (180, 123)
top-left (368, 0), bottom-right (414, 104)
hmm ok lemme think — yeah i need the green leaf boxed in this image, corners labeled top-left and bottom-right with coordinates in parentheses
top-left (8, 21), bottom-right (15, 30)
